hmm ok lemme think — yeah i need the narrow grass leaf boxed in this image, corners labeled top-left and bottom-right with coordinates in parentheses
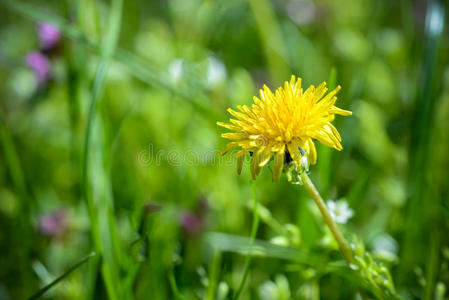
top-left (205, 232), bottom-right (322, 266)
top-left (232, 177), bottom-right (259, 300)
top-left (206, 250), bottom-right (222, 300)
top-left (28, 252), bottom-right (96, 300)
top-left (80, 0), bottom-right (123, 299)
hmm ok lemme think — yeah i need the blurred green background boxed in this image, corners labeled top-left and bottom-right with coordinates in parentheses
top-left (0, 0), bottom-right (448, 299)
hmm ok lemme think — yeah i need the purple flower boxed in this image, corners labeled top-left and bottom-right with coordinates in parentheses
top-left (179, 211), bottom-right (204, 236)
top-left (26, 52), bottom-right (52, 85)
top-left (179, 198), bottom-right (209, 236)
top-left (38, 209), bottom-right (67, 237)
top-left (37, 22), bottom-right (61, 50)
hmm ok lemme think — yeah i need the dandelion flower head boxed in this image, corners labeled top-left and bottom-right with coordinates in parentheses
top-left (217, 75), bottom-right (352, 181)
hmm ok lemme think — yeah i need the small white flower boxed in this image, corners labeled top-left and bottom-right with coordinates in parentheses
top-left (327, 200), bottom-right (354, 224)
top-left (207, 56), bottom-right (226, 88)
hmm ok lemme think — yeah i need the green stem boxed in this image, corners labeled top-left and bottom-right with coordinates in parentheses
top-left (206, 250), bottom-right (222, 300)
top-left (168, 267), bottom-right (185, 300)
top-left (299, 172), bottom-right (354, 265)
top-left (0, 107), bottom-right (33, 295)
top-left (233, 178), bottom-right (259, 300)
top-left (423, 231), bottom-right (440, 300)
top-left (247, 0), bottom-right (289, 83)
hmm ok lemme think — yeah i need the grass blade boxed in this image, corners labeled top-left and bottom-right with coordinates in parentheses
top-left (80, 0), bottom-right (123, 299)
top-left (28, 252), bottom-right (96, 300)
top-left (317, 67), bottom-right (338, 196)
top-left (0, 107), bottom-right (33, 293)
top-left (247, 0), bottom-right (289, 83)
top-left (206, 250), bottom-right (222, 300)
top-left (232, 177), bottom-right (259, 300)
top-left (204, 232), bottom-right (322, 266)
top-left (168, 267), bottom-right (185, 300)
top-left (400, 1), bottom-right (445, 287)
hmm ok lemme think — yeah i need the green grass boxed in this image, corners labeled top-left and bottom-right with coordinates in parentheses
top-left (0, 0), bottom-right (448, 299)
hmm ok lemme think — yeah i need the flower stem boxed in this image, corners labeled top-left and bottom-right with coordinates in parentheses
top-left (233, 178), bottom-right (259, 300)
top-left (299, 172), bottom-right (354, 265)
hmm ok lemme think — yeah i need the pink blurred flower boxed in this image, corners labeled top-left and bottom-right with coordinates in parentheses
top-left (179, 198), bottom-right (209, 236)
top-left (25, 51), bottom-right (52, 85)
top-left (179, 211), bottom-right (204, 236)
top-left (37, 22), bottom-right (61, 50)
top-left (38, 209), bottom-right (67, 237)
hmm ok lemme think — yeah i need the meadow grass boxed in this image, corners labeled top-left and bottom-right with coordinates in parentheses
top-left (0, 1), bottom-right (448, 299)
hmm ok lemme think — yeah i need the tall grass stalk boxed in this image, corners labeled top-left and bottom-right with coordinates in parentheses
top-left (206, 250), bottom-right (222, 300)
top-left (0, 107), bottom-right (32, 295)
top-left (233, 176), bottom-right (259, 300)
top-left (401, 2), bottom-right (445, 291)
top-left (317, 68), bottom-right (338, 197)
top-left (168, 267), bottom-right (185, 300)
top-left (80, 0), bottom-right (123, 298)
top-left (246, 0), bottom-right (289, 83)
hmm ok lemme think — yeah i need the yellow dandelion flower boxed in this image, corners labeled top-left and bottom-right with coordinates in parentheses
top-left (217, 75), bottom-right (352, 181)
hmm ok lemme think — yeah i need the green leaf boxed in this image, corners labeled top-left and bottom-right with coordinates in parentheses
top-left (204, 232), bottom-right (321, 266)
top-left (28, 253), bottom-right (96, 300)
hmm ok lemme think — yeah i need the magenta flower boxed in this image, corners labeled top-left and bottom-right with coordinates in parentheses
top-left (38, 209), bottom-right (67, 237)
top-left (179, 211), bottom-right (204, 236)
top-left (179, 198), bottom-right (208, 236)
top-left (26, 51), bottom-right (52, 86)
top-left (37, 22), bottom-right (61, 50)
